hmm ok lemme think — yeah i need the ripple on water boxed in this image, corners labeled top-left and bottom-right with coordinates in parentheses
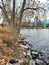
top-left (20, 29), bottom-right (49, 59)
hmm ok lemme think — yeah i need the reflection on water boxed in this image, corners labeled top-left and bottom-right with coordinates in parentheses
top-left (20, 29), bottom-right (49, 58)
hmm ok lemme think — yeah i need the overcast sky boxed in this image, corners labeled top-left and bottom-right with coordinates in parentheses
top-left (0, 0), bottom-right (47, 3)
top-left (39, 0), bottom-right (47, 3)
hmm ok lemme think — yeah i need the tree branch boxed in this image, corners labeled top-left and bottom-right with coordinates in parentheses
top-left (1, 0), bottom-right (10, 21)
top-left (24, 7), bottom-right (36, 10)
top-left (37, 7), bottom-right (46, 11)
top-left (24, 7), bottom-right (46, 11)
top-left (0, 6), bottom-right (10, 22)
top-left (17, 0), bottom-right (26, 34)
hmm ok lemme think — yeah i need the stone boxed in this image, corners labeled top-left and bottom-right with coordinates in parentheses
top-left (45, 59), bottom-right (49, 65)
top-left (19, 44), bottom-right (29, 49)
top-left (30, 50), bottom-right (39, 59)
top-left (39, 52), bottom-right (46, 60)
top-left (35, 59), bottom-right (47, 65)
top-left (6, 59), bottom-right (20, 65)
top-left (30, 59), bottom-right (35, 65)
top-left (6, 59), bottom-right (23, 65)
top-left (22, 52), bottom-right (26, 57)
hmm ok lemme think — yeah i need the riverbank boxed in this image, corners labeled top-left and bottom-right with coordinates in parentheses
top-left (0, 27), bottom-right (49, 65)
top-left (0, 26), bottom-right (29, 65)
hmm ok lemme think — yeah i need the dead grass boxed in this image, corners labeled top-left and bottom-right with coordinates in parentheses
top-left (0, 26), bottom-right (29, 65)
top-left (0, 26), bottom-right (9, 34)
top-left (21, 22), bottom-right (29, 27)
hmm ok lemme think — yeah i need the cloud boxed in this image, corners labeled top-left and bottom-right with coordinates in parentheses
top-left (39, 0), bottom-right (47, 3)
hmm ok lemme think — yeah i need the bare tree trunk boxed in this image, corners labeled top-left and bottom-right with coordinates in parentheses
top-left (11, 0), bottom-right (15, 32)
top-left (17, 0), bottom-right (26, 35)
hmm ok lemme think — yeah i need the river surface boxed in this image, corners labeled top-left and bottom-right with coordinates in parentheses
top-left (20, 29), bottom-right (49, 59)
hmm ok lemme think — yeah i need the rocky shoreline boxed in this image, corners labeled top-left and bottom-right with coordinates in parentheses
top-left (0, 31), bottom-right (49, 65)
top-left (16, 37), bottom-right (49, 65)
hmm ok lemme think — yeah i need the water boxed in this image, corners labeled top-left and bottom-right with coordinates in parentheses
top-left (20, 29), bottom-right (49, 59)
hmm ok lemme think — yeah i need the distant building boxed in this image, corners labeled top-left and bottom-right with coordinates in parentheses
top-left (40, 19), bottom-right (49, 28)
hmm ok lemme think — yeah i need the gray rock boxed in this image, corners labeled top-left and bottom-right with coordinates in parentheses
top-left (19, 44), bottom-right (29, 49)
top-left (30, 50), bottom-right (39, 59)
top-left (22, 51), bottom-right (31, 58)
top-left (35, 59), bottom-right (47, 65)
top-left (32, 51), bottom-right (39, 55)
top-left (39, 52), bottom-right (46, 60)
top-left (6, 59), bottom-right (23, 65)
top-left (30, 59), bottom-right (35, 65)
top-left (45, 59), bottom-right (49, 65)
